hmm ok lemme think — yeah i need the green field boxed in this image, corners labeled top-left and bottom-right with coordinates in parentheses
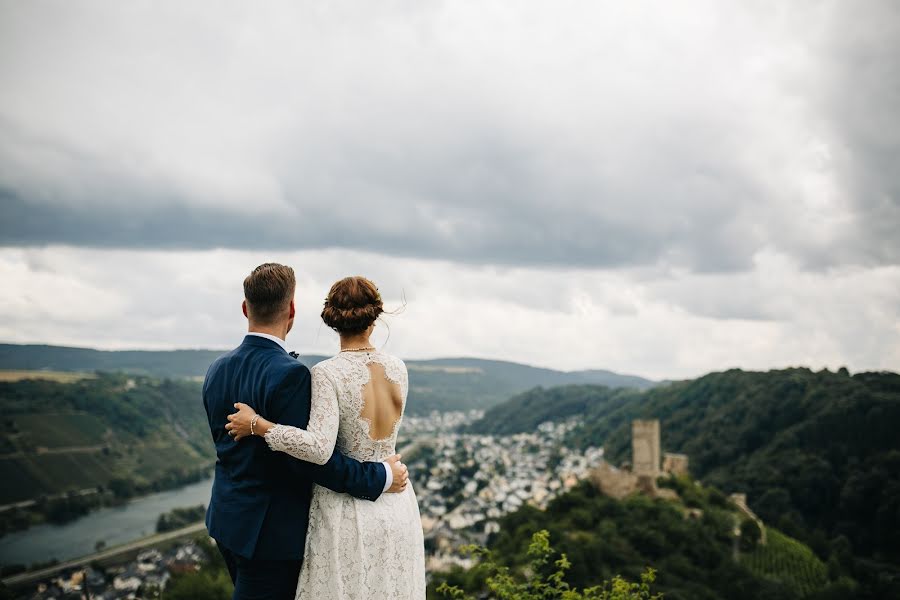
top-left (0, 370), bottom-right (95, 383)
top-left (13, 413), bottom-right (108, 449)
top-left (742, 528), bottom-right (829, 597)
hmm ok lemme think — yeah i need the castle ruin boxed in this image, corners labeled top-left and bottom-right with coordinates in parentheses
top-left (591, 419), bottom-right (681, 501)
top-left (631, 419), bottom-right (661, 478)
top-left (729, 493), bottom-right (767, 545)
top-left (662, 452), bottom-right (689, 476)
top-left (590, 419), bottom-right (764, 550)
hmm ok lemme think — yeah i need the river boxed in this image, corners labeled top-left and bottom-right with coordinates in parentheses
top-left (0, 477), bottom-right (213, 567)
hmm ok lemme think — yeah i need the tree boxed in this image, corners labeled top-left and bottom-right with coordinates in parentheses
top-left (164, 569), bottom-right (232, 600)
top-left (739, 519), bottom-right (762, 552)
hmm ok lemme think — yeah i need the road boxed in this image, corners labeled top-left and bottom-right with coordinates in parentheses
top-left (0, 487), bottom-right (99, 513)
top-left (1, 521), bottom-right (208, 589)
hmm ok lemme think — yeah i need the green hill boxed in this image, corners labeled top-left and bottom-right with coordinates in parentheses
top-left (468, 367), bottom-right (900, 597)
top-left (0, 343), bottom-right (656, 414)
top-left (572, 369), bottom-right (900, 563)
top-left (431, 479), bottom-right (838, 600)
top-left (0, 373), bottom-right (213, 531)
top-left (467, 384), bottom-right (639, 435)
top-left (0, 344), bottom-right (228, 379)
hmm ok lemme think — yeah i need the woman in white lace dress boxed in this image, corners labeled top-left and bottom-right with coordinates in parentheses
top-left (226, 276), bottom-right (426, 599)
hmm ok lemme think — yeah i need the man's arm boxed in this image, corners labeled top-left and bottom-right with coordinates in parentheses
top-left (266, 364), bottom-right (391, 501)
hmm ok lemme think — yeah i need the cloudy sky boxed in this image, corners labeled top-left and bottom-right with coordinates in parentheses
top-left (1, 1), bottom-right (898, 380)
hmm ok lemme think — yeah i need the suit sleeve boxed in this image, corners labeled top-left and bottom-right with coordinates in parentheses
top-left (266, 363), bottom-right (386, 501)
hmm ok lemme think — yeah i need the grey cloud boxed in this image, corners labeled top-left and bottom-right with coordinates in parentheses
top-left (819, 1), bottom-right (900, 266)
top-left (0, 1), bottom-right (897, 272)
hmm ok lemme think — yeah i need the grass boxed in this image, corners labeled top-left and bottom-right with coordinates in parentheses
top-left (0, 370), bottom-right (95, 383)
top-left (741, 527), bottom-right (829, 597)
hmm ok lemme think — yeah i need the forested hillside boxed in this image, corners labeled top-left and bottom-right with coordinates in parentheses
top-left (0, 373), bottom-right (213, 532)
top-left (0, 345), bottom-right (229, 379)
top-left (431, 479), bottom-right (845, 600)
top-left (0, 344), bottom-right (656, 414)
top-left (467, 384), bottom-right (640, 435)
top-left (403, 358), bottom-right (654, 413)
top-left (467, 367), bottom-right (900, 597)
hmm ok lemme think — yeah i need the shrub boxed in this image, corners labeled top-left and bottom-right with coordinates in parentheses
top-left (437, 530), bottom-right (663, 600)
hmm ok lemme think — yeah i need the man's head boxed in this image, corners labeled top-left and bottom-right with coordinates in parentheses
top-left (242, 263), bottom-right (296, 333)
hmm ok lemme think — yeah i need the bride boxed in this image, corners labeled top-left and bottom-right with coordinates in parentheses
top-left (226, 276), bottom-right (426, 599)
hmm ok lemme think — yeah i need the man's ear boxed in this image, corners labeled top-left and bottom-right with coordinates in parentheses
top-left (242, 300), bottom-right (248, 319)
top-left (289, 299), bottom-right (296, 319)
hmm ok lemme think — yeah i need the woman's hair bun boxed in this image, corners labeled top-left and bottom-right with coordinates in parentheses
top-left (321, 276), bottom-right (384, 335)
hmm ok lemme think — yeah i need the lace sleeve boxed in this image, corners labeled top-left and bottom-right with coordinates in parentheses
top-left (263, 364), bottom-right (339, 465)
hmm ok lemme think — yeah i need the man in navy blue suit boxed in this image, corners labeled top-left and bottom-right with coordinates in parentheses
top-left (203, 263), bottom-right (408, 600)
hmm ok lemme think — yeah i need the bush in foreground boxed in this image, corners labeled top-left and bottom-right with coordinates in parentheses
top-left (438, 530), bottom-right (663, 600)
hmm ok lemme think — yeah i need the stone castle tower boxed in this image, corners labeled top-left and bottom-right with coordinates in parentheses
top-left (632, 419), bottom-right (661, 478)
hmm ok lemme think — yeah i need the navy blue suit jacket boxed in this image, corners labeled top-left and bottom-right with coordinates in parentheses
top-left (203, 335), bottom-right (386, 560)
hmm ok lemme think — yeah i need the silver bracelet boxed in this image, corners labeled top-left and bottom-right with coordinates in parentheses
top-left (250, 414), bottom-right (261, 436)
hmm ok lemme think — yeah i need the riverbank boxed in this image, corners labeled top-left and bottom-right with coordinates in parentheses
top-left (0, 463), bottom-right (213, 538)
top-left (2, 443), bottom-right (421, 570)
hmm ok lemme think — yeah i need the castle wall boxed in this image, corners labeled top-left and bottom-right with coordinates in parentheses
top-left (663, 452), bottom-right (689, 476)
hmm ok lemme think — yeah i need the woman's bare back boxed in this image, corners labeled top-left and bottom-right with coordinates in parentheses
top-left (358, 361), bottom-right (404, 440)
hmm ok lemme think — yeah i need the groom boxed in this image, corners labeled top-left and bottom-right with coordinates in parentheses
top-left (203, 263), bottom-right (408, 600)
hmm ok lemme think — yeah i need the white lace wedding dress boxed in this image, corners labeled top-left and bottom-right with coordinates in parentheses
top-left (263, 350), bottom-right (426, 599)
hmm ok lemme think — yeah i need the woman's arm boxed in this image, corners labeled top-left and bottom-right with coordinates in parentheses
top-left (226, 364), bottom-right (339, 465)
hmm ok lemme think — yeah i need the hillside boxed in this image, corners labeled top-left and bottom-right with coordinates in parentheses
top-left (467, 384), bottom-right (640, 435)
top-left (431, 478), bottom-right (841, 600)
top-left (0, 344), bottom-right (656, 414)
top-left (742, 528), bottom-right (830, 598)
top-left (0, 345), bottom-right (228, 379)
top-left (469, 367), bottom-right (900, 596)
top-left (0, 373), bottom-right (213, 532)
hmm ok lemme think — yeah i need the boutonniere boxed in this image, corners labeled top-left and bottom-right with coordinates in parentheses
top-left (289, 351), bottom-right (300, 359)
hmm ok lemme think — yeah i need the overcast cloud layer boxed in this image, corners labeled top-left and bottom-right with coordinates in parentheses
top-left (0, 1), bottom-right (898, 378)
top-left (3, 246), bottom-right (898, 379)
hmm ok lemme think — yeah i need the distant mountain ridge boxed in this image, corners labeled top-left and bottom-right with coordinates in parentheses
top-left (0, 343), bottom-right (657, 414)
top-left (0, 344), bottom-right (227, 379)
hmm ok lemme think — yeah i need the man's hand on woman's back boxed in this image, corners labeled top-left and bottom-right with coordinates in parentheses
top-left (385, 454), bottom-right (408, 493)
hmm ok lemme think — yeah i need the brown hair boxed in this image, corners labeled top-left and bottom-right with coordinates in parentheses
top-left (243, 263), bottom-right (295, 325)
top-left (321, 276), bottom-right (384, 335)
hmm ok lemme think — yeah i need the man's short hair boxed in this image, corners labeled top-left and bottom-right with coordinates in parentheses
top-left (243, 263), bottom-right (295, 324)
